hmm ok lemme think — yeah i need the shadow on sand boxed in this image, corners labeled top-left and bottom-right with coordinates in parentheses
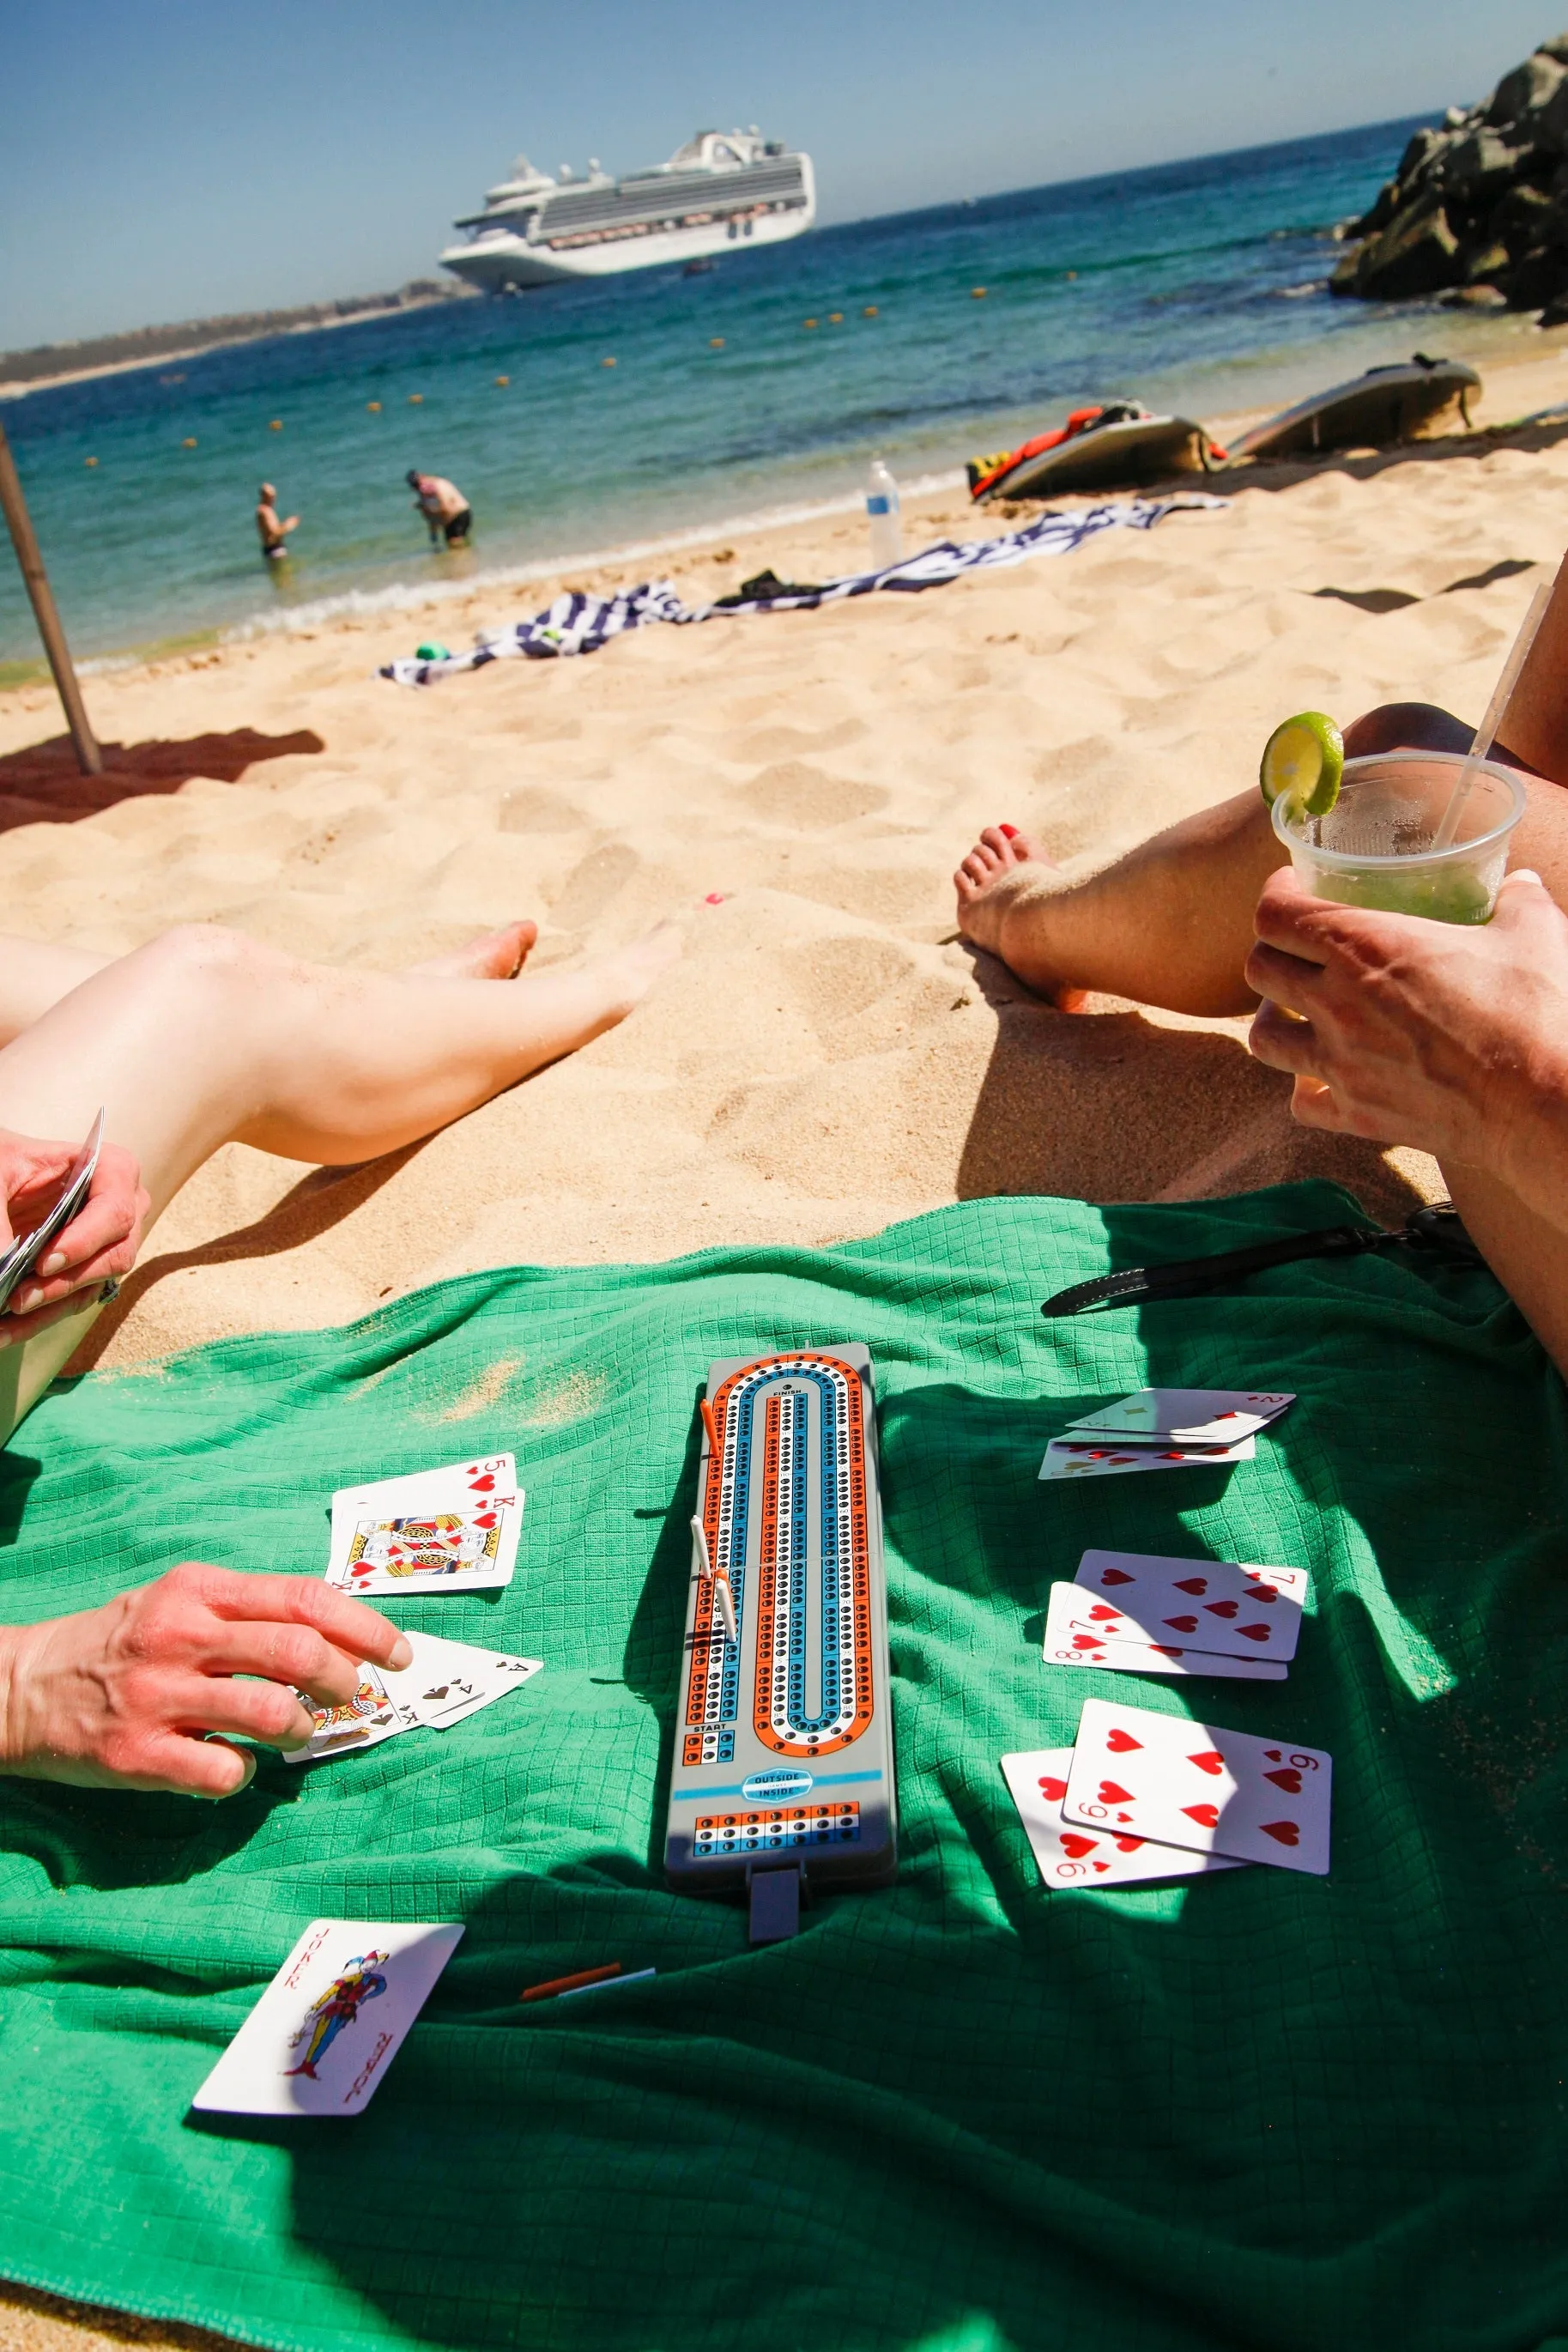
top-left (0, 726), bottom-right (324, 837)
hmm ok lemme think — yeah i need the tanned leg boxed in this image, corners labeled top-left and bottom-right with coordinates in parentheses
top-left (954, 704), bottom-right (1568, 1016)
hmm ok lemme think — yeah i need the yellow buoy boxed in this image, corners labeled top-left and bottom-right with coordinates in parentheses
top-left (1066, 270), bottom-right (1078, 282)
top-left (602, 355), bottom-right (617, 367)
top-left (863, 305), bottom-right (878, 317)
top-left (182, 436), bottom-right (197, 447)
top-left (84, 457), bottom-right (97, 468)
top-left (971, 286), bottom-right (987, 299)
top-left (803, 317), bottom-right (819, 329)
top-left (494, 374), bottom-right (510, 386)
top-left (268, 418), bottom-right (282, 431)
top-left (366, 399), bottom-right (382, 412)
top-left (709, 336), bottom-right (724, 349)
top-left (828, 311), bottom-right (843, 324)
top-left (408, 392), bottom-right (423, 404)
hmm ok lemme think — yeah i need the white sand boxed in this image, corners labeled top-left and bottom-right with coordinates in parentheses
top-left (2, 334), bottom-right (1568, 2350)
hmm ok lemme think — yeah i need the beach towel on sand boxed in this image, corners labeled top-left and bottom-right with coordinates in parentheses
top-left (0, 1180), bottom-right (1563, 2352)
top-left (379, 495), bottom-right (1226, 683)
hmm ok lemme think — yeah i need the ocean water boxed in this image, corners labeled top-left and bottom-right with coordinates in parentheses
top-left (0, 114), bottom-right (1529, 676)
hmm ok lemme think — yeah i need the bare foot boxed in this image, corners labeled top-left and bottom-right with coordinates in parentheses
top-left (596, 919), bottom-right (683, 1019)
top-left (410, 920), bottom-right (538, 980)
top-left (954, 826), bottom-right (1087, 1009)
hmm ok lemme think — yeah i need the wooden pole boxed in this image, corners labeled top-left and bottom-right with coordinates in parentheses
top-left (0, 415), bottom-right (102, 775)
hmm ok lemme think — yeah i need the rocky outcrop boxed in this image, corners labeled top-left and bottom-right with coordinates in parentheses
top-left (1333, 33), bottom-right (1568, 316)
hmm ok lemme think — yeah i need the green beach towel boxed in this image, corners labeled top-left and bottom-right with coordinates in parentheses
top-left (0, 1182), bottom-right (1562, 2352)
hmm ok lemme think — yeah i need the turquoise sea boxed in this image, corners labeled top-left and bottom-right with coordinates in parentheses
top-left (0, 114), bottom-right (1527, 676)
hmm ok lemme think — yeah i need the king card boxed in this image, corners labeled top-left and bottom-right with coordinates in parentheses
top-left (1042, 1583), bottom-right (1287, 1680)
top-left (191, 1919), bottom-right (463, 2117)
top-left (282, 1667), bottom-right (415, 1765)
top-left (326, 1457), bottom-right (524, 1595)
top-left (1062, 1697), bottom-right (1332, 1875)
top-left (1002, 1750), bottom-right (1246, 1888)
top-left (1071, 1549), bottom-right (1308, 1662)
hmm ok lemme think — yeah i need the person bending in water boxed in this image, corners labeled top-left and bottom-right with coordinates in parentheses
top-left (255, 483), bottom-right (299, 561)
top-left (0, 910), bottom-right (679, 1797)
top-left (407, 470), bottom-right (472, 547)
top-left (954, 553), bottom-right (1568, 1381)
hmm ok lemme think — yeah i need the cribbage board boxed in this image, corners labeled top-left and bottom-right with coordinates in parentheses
top-left (664, 1347), bottom-right (897, 1936)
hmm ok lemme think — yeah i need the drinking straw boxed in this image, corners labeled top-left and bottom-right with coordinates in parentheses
top-left (1432, 580), bottom-right (1553, 848)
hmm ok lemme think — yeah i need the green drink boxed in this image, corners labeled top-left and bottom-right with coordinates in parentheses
top-left (1270, 750), bottom-right (1526, 924)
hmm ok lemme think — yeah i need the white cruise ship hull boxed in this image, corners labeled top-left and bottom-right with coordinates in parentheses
top-left (440, 140), bottom-right (814, 291)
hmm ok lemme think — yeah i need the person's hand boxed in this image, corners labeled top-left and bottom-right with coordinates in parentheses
top-left (1245, 867), bottom-right (1568, 1210)
top-left (0, 1564), bottom-right (414, 1797)
top-left (0, 1127), bottom-right (148, 1343)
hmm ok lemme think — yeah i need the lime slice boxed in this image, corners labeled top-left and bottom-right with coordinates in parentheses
top-left (1259, 712), bottom-right (1344, 818)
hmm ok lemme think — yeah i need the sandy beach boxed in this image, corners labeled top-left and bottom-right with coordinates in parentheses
top-left (1, 334), bottom-right (1567, 2348)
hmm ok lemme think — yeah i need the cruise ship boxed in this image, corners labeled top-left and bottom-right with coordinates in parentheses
top-left (438, 129), bottom-right (815, 289)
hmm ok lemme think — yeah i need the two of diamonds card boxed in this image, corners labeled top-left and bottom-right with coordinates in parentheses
top-left (191, 1919), bottom-right (463, 2117)
top-left (1002, 1749), bottom-right (1245, 1889)
top-left (1041, 1549), bottom-right (1308, 1681)
top-left (327, 1455), bottom-right (524, 1595)
top-left (285, 1631), bottom-right (543, 1764)
top-left (1038, 1390), bottom-right (1293, 1482)
top-left (1062, 1696), bottom-right (1331, 1875)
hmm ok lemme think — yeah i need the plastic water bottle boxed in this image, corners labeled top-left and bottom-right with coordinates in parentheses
top-left (866, 456), bottom-right (902, 571)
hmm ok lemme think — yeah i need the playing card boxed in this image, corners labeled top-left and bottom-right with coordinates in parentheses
top-left (1071, 1549), bottom-right (1307, 1662)
top-left (191, 1919), bottom-right (463, 2117)
top-left (1064, 1389), bottom-right (1294, 1444)
top-left (326, 1458), bottom-right (524, 1595)
top-left (281, 1666), bottom-right (417, 1764)
top-left (1062, 1697), bottom-right (1331, 1875)
top-left (1001, 1749), bottom-right (1245, 1888)
top-left (1042, 1583), bottom-right (1287, 1680)
top-left (0, 1108), bottom-right (104, 1314)
top-left (378, 1629), bottom-right (544, 1730)
top-left (1038, 1434), bottom-right (1256, 1482)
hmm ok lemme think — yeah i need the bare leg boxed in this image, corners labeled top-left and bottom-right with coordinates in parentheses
top-left (1438, 1163), bottom-right (1568, 1379)
top-left (0, 918), bottom-right (681, 1224)
top-left (0, 938), bottom-right (112, 1049)
top-left (955, 705), bottom-right (1568, 1017)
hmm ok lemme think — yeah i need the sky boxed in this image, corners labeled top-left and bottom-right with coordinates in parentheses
top-left (3, 0), bottom-right (1560, 349)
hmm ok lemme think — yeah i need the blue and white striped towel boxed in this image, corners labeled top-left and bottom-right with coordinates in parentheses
top-left (379, 495), bottom-right (1225, 684)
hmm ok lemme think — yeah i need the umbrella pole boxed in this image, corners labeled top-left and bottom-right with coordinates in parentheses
top-left (0, 416), bottom-right (102, 776)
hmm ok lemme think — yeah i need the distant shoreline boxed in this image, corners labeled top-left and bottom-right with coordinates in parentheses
top-left (0, 280), bottom-right (479, 402)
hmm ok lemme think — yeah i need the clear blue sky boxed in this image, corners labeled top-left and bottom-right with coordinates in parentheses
top-left (3, 0), bottom-right (1557, 348)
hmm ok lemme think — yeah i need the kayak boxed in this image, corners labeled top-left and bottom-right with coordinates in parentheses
top-left (1225, 355), bottom-right (1481, 461)
top-left (969, 403), bottom-right (1220, 500)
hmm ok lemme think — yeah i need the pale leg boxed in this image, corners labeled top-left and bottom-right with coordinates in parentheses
top-left (0, 921), bottom-right (680, 1224)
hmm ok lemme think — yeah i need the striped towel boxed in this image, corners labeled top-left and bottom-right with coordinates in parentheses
top-left (379, 494), bottom-right (1226, 684)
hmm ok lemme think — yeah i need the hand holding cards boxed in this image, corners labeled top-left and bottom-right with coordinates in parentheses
top-left (286, 1631), bottom-right (542, 1764)
top-left (327, 1455), bottom-right (524, 1595)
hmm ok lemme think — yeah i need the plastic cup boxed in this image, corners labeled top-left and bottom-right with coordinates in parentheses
top-left (1270, 749), bottom-right (1526, 924)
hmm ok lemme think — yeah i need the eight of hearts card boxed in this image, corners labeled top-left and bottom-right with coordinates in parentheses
top-left (1065, 1390), bottom-right (1295, 1445)
top-left (327, 1456), bottom-right (523, 1595)
top-left (1038, 1434), bottom-right (1255, 1482)
top-left (191, 1919), bottom-right (463, 2117)
top-left (1072, 1549), bottom-right (1308, 1663)
top-left (1062, 1697), bottom-right (1331, 1875)
top-left (1041, 1583), bottom-right (1286, 1681)
top-left (1001, 1750), bottom-right (1246, 1888)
